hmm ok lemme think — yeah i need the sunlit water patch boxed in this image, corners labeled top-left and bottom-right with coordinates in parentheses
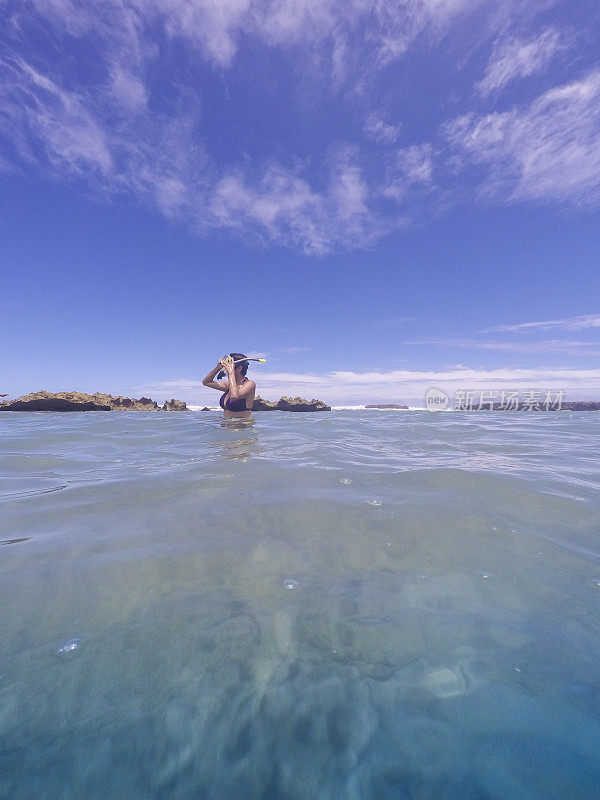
top-left (1, 410), bottom-right (600, 799)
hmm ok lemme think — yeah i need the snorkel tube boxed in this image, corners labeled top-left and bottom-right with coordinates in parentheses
top-left (216, 357), bottom-right (266, 380)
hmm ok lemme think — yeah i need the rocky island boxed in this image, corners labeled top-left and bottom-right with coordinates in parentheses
top-left (487, 401), bottom-right (600, 411)
top-left (0, 391), bottom-right (187, 412)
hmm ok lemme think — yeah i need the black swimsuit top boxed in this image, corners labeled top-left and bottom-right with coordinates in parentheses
top-left (220, 378), bottom-right (249, 412)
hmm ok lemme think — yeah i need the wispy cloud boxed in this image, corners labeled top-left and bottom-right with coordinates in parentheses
top-left (1, 1), bottom-right (597, 256)
top-left (405, 337), bottom-right (600, 355)
top-left (484, 314), bottom-right (600, 332)
top-left (477, 28), bottom-right (565, 96)
top-left (280, 346), bottom-right (310, 353)
top-left (382, 144), bottom-right (434, 202)
top-left (0, 58), bottom-right (114, 177)
top-left (18, 0), bottom-right (489, 79)
top-left (446, 69), bottom-right (600, 204)
top-left (0, 53), bottom-right (397, 253)
top-left (364, 113), bottom-right (401, 145)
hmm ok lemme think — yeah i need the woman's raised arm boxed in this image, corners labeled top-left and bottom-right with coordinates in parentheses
top-left (202, 361), bottom-right (228, 391)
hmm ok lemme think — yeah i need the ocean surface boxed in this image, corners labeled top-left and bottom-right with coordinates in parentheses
top-left (1, 409), bottom-right (600, 800)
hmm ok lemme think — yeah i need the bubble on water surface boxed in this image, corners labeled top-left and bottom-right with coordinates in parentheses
top-left (366, 499), bottom-right (382, 506)
top-left (283, 579), bottom-right (298, 591)
top-left (339, 478), bottom-right (352, 485)
top-left (56, 638), bottom-right (82, 659)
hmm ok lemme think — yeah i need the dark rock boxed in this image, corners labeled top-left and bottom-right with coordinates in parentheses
top-left (162, 399), bottom-right (188, 411)
top-left (252, 395), bottom-right (331, 412)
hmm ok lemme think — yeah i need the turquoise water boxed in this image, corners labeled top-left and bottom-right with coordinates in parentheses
top-left (1, 410), bottom-right (600, 799)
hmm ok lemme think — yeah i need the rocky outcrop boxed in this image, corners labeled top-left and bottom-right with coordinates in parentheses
top-left (252, 395), bottom-right (331, 412)
top-left (0, 391), bottom-right (112, 412)
top-left (162, 399), bottom-right (188, 411)
top-left (0, 390), bottom-right (187, 412)
top-left (91, 393), bottom-right (159, 411)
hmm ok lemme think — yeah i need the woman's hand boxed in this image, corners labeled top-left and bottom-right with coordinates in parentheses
top-left (219, 355), bottom-right (234, 374)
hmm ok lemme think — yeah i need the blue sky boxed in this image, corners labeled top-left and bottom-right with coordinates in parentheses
top-left (1, 0), bottom-right (600, 405)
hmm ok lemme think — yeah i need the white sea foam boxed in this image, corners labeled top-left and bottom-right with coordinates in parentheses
top-left (331, 404), bottom-right (427, 411)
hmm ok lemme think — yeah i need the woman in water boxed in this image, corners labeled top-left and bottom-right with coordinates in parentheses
top-left (202, 353), bottom-right (256, 418)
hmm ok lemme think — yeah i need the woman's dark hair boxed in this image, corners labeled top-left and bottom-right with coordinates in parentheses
top-left (217, 352), bottom-right (248, 379)
top-left (230, 353), bottom-right (248, 375)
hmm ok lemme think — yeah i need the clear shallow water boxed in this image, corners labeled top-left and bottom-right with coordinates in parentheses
top-left (1, 410), bottom-right (600, 800)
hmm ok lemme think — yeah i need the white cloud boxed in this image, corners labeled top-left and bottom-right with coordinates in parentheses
top-left (209, 168), bottom-right (328, 253)
top-left (367, 0), bottom-right (481, 66)
top-left (477, 28), bottom-right (564, 96)
top-left (109, 64), bottom-right (147, 113)
top-left (281, 346), bottom-right (310, 353)
top-left (382, 143), bottom-right (434, 201)
top-left (446, 69), bottom-right (600, 204)
top-left (364, 113), bottom-right (401, 145)
top-left (398, 144), bottom-right (434, 183)
top-left (150, 0), bottom-right (252, 68)
top-left (19, 0), bottom-right (492, 80)
top-left (485, 314), bottom-right (600, 333)
top-left (208, 157), bottom-right (389, 254)
top-left (139, 365), bottom-right (600, 404)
